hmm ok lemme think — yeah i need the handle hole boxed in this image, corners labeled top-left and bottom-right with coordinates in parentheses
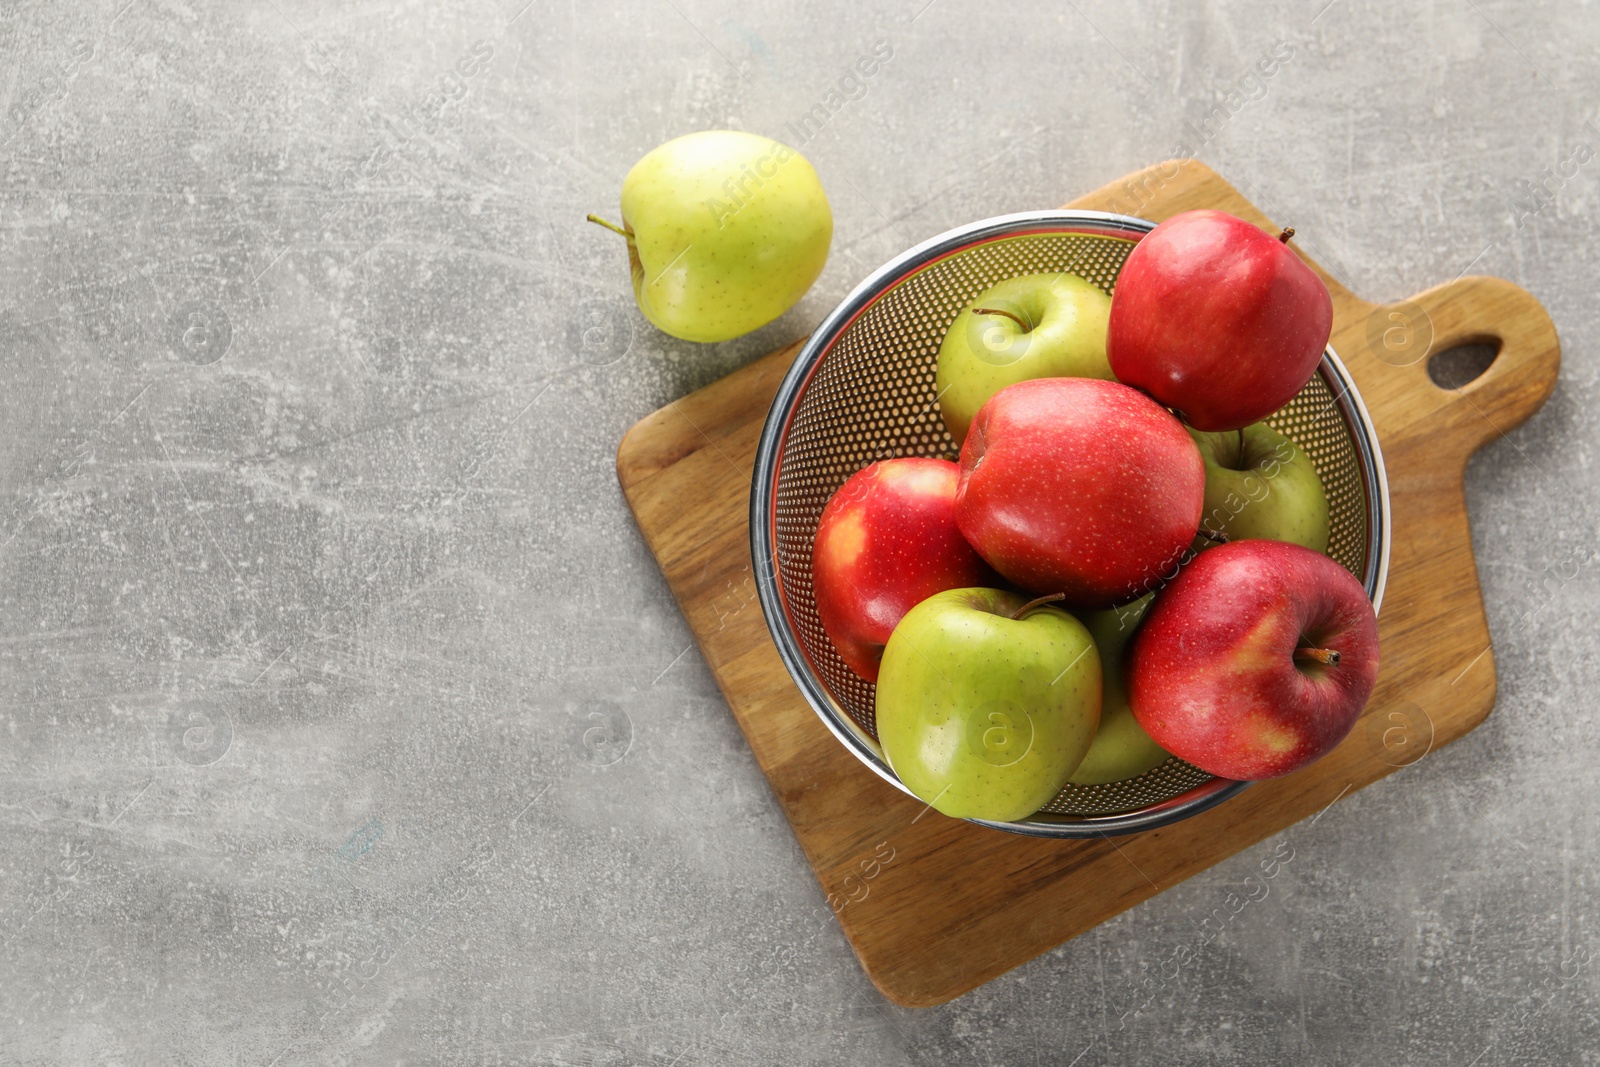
top-left (1427, 340), bottom-right (1500, 390)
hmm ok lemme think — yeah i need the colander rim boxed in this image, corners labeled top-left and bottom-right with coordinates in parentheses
top-left (749, 208), bottom-right (1390, 838)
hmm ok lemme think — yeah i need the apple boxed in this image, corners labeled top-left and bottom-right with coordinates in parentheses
top-left (588, 130), bottom-right (832, 343)
top-left (954, 377), bottom-right (1205, 608)
top-left (1067, 594), bottom-right (1171, 785)
top-left (1128, 540), bottom-right (1380, 781)
top-left (1107, 209), bottom-right (1333, 431)
top-left (812, 458), bottom-right (995, 682)
top-left (875, 588), bottom-right (1101, 822)
top-left (1190, 421), bottom-right (1330, 553)
top-left (934, 272), bottom-right (1113, 445)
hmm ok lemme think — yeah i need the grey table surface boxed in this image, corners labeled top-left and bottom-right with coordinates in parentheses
top-left (0, 1), bottom-right (1595, 1064)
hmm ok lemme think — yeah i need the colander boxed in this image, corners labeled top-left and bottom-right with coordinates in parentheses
top-left (750, 210), bottom-right (1390, 838)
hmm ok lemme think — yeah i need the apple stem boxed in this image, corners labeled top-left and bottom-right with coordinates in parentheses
top-left (586, 214), bottom-right (633, 239)
top-left (1295, 646), bottom-right (1341, 667)
top-left (1010, 592), bottom-right (1066, 620)
top-left (1278, 227), bottom-right (1296, 244)
top-left (1197, 526), bottom-right (1230, 544)
top-left (972, 307), bottom-right (1032, 332)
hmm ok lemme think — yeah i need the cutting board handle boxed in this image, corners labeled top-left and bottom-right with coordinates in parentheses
top-left (1376, 274), bottom-right (1561, 457)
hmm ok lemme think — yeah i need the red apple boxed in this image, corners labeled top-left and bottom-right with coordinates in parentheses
top-left (1128, 539), bottom-right (1379, 780)
top-left (812, 458), bottom-right (994, 682)
top-left (1107, 209), bottom-right (1334, 432)
top-left (953, 377), bottom-right (1204, 608)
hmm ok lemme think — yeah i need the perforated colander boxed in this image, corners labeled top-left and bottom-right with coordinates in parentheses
top-left (750, 210), bottom-right (1390, 838)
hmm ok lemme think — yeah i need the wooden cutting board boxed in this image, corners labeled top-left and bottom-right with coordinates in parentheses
top-left (614, 160), bottom-right (1561, 1007)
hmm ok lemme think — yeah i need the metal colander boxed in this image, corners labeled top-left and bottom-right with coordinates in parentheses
top-left (750, 210), bottom-right (1390, 838)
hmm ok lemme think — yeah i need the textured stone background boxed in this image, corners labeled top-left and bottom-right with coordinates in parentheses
top-left (0, 1), bottom-right (1595, 1064)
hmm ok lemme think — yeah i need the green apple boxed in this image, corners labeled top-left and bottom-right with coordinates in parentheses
top-left (1189, 421), bottom-right (1330, 552)
top-left (934, 272), bottom-right (1113, 444)
top-left (1068, 594), bottom-right (1171, 785)
top-left (588, 130), bottom-right (832, 343)
top-left (875, 588), bottom-right (1101, 822)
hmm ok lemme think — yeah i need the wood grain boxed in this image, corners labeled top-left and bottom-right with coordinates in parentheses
top-left (615, 160), bottom-right (1561, 1007)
